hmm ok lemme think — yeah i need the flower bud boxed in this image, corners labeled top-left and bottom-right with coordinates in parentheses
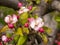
top-left (39, 28), bottom-right (44, 33)
top-left (8, 23), bottom-right (14, 29)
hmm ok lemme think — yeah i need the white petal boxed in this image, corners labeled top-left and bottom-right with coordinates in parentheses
top-left (4, 15), bottom-right (11, 23)
top-left (23, 8), bottom-right (29, 12)
top-left (34, 22), bottom-right (44, 31)
top-left (36, 17), bottom-right (43, 24)
top-left (18, 10), bottom-right (23, 14)
top-left (2, 35), bottom-right (7, 41)
top-left (30, 20), bottom-right (35, 28)
top-left (12, 15), bottom-right (18, 23)
top-left (21, 7), bottom-right (26, 9)
top-left (38, 22), bottom-right (44, 28)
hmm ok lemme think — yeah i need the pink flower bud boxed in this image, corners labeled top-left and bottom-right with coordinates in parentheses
top-left (2, 35), bottom-right (7, 42)
top-left (57, 42), bottom-right (60, 45)
top-left (0, 42), bottom-right (2, 45)
top-left (28, 6), bottom-right (32, 10)
top-left (7, 38), bottom-right (13, 42)
top-left (18, 2), bottom-right (23, 8)
top-left (24, 23), bottom-right (29, 27)
top-left (38, 28), bottom-right (44, 33)
top-left (17, 15), bottom-right (20, 19)
top-left (8, 23), bottom-right (14, 29)
top-left (28, 18), bottom-right (34, 22)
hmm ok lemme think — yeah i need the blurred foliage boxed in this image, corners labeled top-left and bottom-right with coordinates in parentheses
top-left (17, 36), bottom-right (27, 45)
top-left (0, 6), bottom-right (17, 16)
top-left (19, 12), bottom-right (28, 25)
top-left (0, 6), bottom-right (17, 25)
top-left (15, 28), bottom-right (23, 36)
top-left (43, 26), bottom-right (52, 35)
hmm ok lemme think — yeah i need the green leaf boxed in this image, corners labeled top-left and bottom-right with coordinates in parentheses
top-left (0, 25), bottom-right (9, 33)
top-left (42, 34), bottom-right (48, 45)
top-left (17, 36), bottom-right (27, 45)
top-left (30, 6), bottom-right (37, 13)
top-left (19, 12), bottom-right (28, 25)
top-left (38, 33), bottom-right (48, 45)
top-left (33, 15), bottom-right (38, 19)
top-left (0, 18), bottom-right (6, 25)
top-left (6, 33), bottom-right (13, 38)
top-left (14, 35), bottom-right (20, 43)
top-left (36, 0), bottom-right (40, 4)
top-left (15, 28), bottom-right (23, 36)
top-left (43, 26), bottom-right (52, 35)
top-left (23, 27), bottom-right (29, 34)
top-left (55, 15), bottom-right (60, 22)
top-left (0, 6), bottom-right (16, 16)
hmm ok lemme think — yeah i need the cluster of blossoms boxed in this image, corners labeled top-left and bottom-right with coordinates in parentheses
top-left (18, 2), bottom-right (32, 14)
top-left (4, 14), bottom-right (18, 29)
top-left (1, 2), bottom-right (45, 45)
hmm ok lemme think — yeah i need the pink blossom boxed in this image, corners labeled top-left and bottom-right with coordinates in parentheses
top-left (2, 35), bottom-right (7, 42)
top-left (28, 18), bottom-right (34, 22)
top-left (4, 15), bottom-right (18, 24)
top-left (30, 17), bottom-right (44, 31)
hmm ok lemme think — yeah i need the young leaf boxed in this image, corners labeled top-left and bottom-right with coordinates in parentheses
top-left (14, 35), bottom-right (20, 43)
top-left (42, 34), bottom-right (48, 45)
top-left (17, 36), bottom-right (27, 45)
top-left (43, 26), bottom-right (52, 35)
top-left (15, 28), bottom-right (23, 36)
top-left (0, 25), bottom-right (9, 33)
top-left (36, 0), bottom-right (40, 4)
top-left (55, 15), bottom-right (60, 22)
top-left (19, 12), bottom-right (28, 25)
top-left (30, 6), bottom-right (37, 13)
top-left (23, 27), bottom-right (29, 34)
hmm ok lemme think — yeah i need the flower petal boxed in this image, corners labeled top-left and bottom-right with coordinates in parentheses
top-left (12, 15), bottom-right (18, 24)
top-left (4, 15), bottom-right (11, 23)
top-left (2, 35), bottom-right (7, 42)
top-left (36, 17), bottom-right (43, 24)
top-left (30, 20), bottom-right (35, 29)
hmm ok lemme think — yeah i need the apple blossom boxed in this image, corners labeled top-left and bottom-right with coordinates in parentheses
top-left (18, 7), bottom-right (29, 14)
top-left (2, 35), bottom-right (7, 42)
top-left (4, 15), bottom-right (12, 23)
top-left (12, 14), bottom-right (18, 24)
top-left (30, 17), bottom-right (44, 31)
top-left (28, 18), bottom-right (34, 22)
top-left (4, 15), bottom-right (18, 24)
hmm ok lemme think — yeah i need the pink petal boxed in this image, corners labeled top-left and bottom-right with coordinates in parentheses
top-left (4, 15), bottom-right (11, 23)
top-left (28, 18), bottom-right (34, 22)
top-left (2, 35), bottom-right (7, 42)
top-left (12, 15), bottom-right (18, 24)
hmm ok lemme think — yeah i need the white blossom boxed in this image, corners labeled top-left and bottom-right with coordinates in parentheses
top-left (4, 15), bottom-right (18, 24)
top-left (30, 17), bottom-right (44, 31)
top-left (2, 35), bottom-right (7, 42)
